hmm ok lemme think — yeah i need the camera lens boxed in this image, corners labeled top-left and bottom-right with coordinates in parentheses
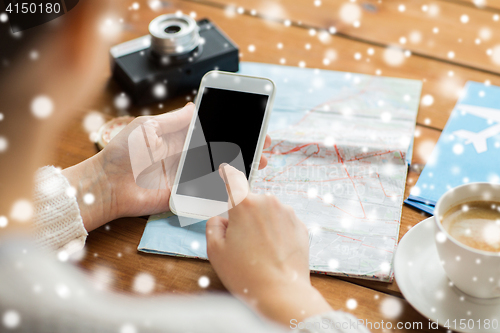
top-left (149, 14), bottom-right (200, 55)
top-left (164, 25), bottom-right (181, 34)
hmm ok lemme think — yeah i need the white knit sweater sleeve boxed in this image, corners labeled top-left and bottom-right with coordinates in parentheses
top-left (33, 166), bottom-right (88, 253)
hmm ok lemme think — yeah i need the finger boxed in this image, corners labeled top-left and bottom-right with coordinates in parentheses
top-left (258, 155), bottom-right (268, 170)
top-left (206, 215), bottom-right (228, 256)
top-left (219, 163), bottom-right (249, 210)
top-left (264, 134), bottom-right (271, 149)
top-left (154, 102), bottom-right (195, 135)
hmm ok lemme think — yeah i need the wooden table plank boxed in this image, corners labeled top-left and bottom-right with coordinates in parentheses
top-left (198, 0), bottom-right (500, 75)
top-left (455, 0), bottom-right (500, 11)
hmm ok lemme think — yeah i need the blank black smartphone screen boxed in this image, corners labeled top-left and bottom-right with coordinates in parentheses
top-left (176, 87), bottom-right (269, 202)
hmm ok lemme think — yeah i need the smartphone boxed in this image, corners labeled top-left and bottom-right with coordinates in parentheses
top-left (169, 70), bottom-right (275, 221)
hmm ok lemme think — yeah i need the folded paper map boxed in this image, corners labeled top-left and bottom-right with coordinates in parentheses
top-left (139, 62), bottom-right (422, 282)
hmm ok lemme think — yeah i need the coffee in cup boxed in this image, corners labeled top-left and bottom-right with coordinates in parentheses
top-left (434, 183), bottom-right (500, 299)
top-left (441, 201), bottom-right (500, 253)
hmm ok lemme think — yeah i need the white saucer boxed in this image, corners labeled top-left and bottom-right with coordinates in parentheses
top-left (394, 217), bottom-right (500, 333)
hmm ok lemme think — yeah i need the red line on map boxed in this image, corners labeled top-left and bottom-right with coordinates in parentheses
top-left (345, 150), bottom-right (395, 162)
top-left (259, 101), bottom-right (407, 227)
top-left (376, 172), bottom-right (394, 198)
top-left (271, 143), bottom-right (320, 155)
top-left (361, 243), bottom-right (393, 253)
top-left (327, 202), bottom-right (366, 218)
top-left (268, 140), bottom-right (284, 150)
top-left (334, 144), bottom-right (367, 219)
top-left (336, 234), bottom-right (362, 242)
top-left (334, 144), bottom-right (343, 164)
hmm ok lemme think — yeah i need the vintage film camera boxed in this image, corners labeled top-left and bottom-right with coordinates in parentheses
top-left (110, 13), bottom-right (239, 105)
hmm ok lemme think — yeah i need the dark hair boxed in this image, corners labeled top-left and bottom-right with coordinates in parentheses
top-left (1, 25), bottom-right (30, 60)
top-left (0, 16), bottom-right (58, 77)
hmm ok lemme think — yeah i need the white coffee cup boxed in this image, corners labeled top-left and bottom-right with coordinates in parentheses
top-left (434, 182), bottom-right (500, 299)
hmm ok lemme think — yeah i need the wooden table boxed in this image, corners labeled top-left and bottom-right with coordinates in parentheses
top-left (51, 0), bottom-right (500, 331)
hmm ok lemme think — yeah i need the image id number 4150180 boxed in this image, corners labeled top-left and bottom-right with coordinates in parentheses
top-left (2, 1), bottom-right (79, 32)
top-left (5, 2), bottom-right (61, 14)
top-left (443, 319), bottom-right (499, 331)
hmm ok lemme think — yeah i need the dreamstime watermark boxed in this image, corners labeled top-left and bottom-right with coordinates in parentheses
top-left (260, 163), bottom-right (378, 180)
top-left (291, 318), bottom-right (500, 331)
top-left (253, 163), bottom-right (383, 198)
top-left (290, 318), bottom-right (425, 331)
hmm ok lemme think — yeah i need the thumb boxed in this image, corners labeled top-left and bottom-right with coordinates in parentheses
top-left (219, 163), bottom-right (249, 210)
top-left (206, 216), bottom-right (228, 257)
top-left (154, 102), bottom-right (195, 135)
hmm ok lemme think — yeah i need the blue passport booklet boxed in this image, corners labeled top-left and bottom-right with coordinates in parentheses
top-left (405, 81), bottom-right (500, 214)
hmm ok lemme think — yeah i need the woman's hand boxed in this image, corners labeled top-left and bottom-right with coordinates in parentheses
top-left (62, 103), bottom-right (271, 232)
top-left (206, 164), bottom-right (332, 325)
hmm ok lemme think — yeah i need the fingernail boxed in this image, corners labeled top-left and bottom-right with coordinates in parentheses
top-left (219, 163), bottom-right (228, 182)
top-left (185, 102), bottom-right (194, 106)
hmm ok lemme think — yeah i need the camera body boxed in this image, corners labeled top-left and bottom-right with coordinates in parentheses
top-left (110, 15), bottom-right (239, 105)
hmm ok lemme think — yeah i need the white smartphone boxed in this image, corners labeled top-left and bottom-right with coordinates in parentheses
top-left (169, 71), bottom-right (275, 221)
